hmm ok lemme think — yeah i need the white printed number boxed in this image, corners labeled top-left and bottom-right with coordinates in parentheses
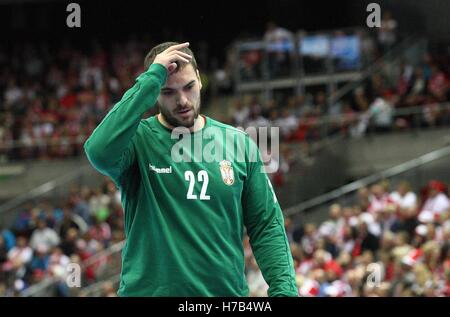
top-left (185, 170), bottom-right (210, 200)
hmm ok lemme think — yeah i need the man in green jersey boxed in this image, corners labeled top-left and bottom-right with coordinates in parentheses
top-left (84, 42), bottom-right (297, 297)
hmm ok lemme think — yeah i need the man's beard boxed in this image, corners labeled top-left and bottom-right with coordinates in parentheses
top-left (159, 98), bottom-right (201, 129)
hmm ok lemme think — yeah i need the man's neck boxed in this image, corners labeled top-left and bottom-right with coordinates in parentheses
top-left (157, 113), bottom-right (205, 132)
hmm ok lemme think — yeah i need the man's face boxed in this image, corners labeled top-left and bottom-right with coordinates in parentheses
top-left (429, 188), bottom-right (438, 197)
top-left (17, 237), bottom-right (27, 248)
top-left (371, 185), bottom-right (384, 199)
top-left (329, 205), bottom-right (341, 220)
top-left (158, 64), bottom-right (202, 128)
top-left (397, 184), bottom-right (407, 196)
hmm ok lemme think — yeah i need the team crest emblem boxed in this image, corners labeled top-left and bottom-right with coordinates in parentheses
top-left (219, 160), bottom-right (234, 186)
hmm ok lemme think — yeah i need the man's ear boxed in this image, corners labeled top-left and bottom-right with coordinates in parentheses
top-left (197, 70), bottom-right (203, 90)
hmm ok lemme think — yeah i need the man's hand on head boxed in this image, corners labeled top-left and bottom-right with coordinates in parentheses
top-left (152, 42), bottom-right (192, 74)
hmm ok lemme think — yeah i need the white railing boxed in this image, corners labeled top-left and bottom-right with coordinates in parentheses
top-left (284, 144), bottom-right (450, 216)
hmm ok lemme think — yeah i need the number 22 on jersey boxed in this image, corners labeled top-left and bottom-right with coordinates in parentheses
top-left (184, 170), bottom-right (210, 200)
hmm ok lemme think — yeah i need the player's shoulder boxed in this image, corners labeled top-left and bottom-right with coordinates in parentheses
top-left (132, 116), bottom-right (163, 140)
top-left (206, 116), bottom-right (260, 154)
top-left (206, 116), bottom-right (250, 139)
top-left (139, 116), bottom-right (159, 132)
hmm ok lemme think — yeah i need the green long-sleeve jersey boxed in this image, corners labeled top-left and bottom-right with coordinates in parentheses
top-left (84, 63), bottom-right (297, 297)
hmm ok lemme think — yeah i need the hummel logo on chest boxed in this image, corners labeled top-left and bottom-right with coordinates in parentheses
top-left (149, 164), bottom-right (172, 174)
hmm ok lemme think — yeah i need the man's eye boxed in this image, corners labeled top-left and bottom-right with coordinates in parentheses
top-left (185, 85), bottom-right (193, 91)
top-left (162, 91), bottom-right (173, 96)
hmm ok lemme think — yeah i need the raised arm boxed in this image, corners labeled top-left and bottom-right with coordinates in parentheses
top-left (84, 43), bottom-right (192, 183)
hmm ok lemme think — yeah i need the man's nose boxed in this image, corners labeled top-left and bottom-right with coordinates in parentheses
top-left (176, 93), bottom-right (188, 106)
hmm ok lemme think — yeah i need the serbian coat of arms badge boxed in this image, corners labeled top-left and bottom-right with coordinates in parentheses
top-left (219, 160), bottom-right (234, 186)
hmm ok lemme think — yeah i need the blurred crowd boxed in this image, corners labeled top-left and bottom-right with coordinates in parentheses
top-left (0, 38), bottom-right (165, 161)
top-left (225, 50), bottom-right (450, 188)
top-left (246, 179), bottom-right (450, 297)
top-left (224, 13), bottom-right (450, 142)
top-left (2, 12), bottom-right (449, 164)
top-left (227, 52), bottom-right (450, 144)
top-left (230, 13), bottom-right (399, 81)
top-left (0, 178), bottom-right (124, 296)
top-left (1, 13), bottom-right (450, 297)
top-left (4, 176), bottom-right (449, 297)
top-left (0, 36), bottom-right (215, 162)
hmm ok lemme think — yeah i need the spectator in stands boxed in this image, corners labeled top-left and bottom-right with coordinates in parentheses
top-left (354, 87), bottom-right (370, 112)
top-left (231, 98), bottom-right (250, 127)
top-left (2, 236), bottom-right (32, 288)
top-left (419, 180), bottom-right (449, 224)
top-left (88, 219), bottom-right (112, 248)
top-left (60, 228), bottom-right (79, 256)
top-left (0, 227), bottom-right (16, 252)
top-left (396, 62), bottom-right (414, 99)
top-left (246, 100), bottom-right (269, 129)
top-left (30, 244), bottom-right (50, 276)
top-left (300, 223), bottom-right (318, 257)
top-left (264, 21), bottom-right (294, 47)
top-left (390, 181), bottom-right (418, 235)
top-left (4, 79), bottom-right (24, 106)
top-left (273, 108), bottom-right (298, 140)
top-left (71, 186), bottom-right (92, 225)
top-left (368, 92), bottom-right (395, 132)
top-left (313, 91), bottom-right (327, 116)
top-left (354, 220), bottom-right (379, 255)
top-left (56, 206), bottom-right (88, 239)
top-left (358, 30), bottom-right (377, 65)
top-left (47, 246), bottom-right (71, 296)
top-left (239, 49), bottom-right (263, 81)
top-left (377, 11), bottom-right (398, 53)
top-left (367, 183), bottom-right (396, 215)
top-left (405, 67), bottom-right (427, 108)
top-left (29, 219), bottom-right (60, 252)
top-left (319, 204), bottom-right (343, 242)
top-left (357, 187), bottom-right (370, 211)
top-left (428, 65), bottom-right (449, 102)
top-left (264, 21), bottom-right (294, 78)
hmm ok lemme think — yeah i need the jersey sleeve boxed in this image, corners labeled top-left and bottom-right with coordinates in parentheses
top-left (241, 137), bottom-right (298, 297)
top-left (84, 63), bottom-right (167, 184)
